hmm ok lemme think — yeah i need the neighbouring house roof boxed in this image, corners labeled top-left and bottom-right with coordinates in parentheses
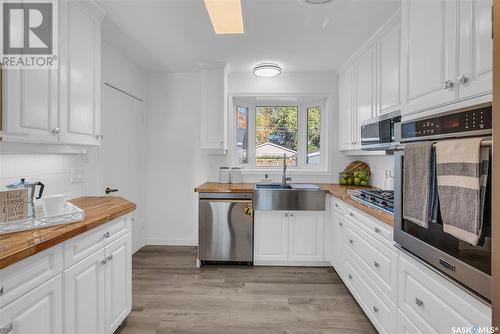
top-left (256, 142), bottom-right (297, 157)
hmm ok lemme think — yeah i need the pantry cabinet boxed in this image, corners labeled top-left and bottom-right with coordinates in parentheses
top-left (0, 0), bottom-right (105, 146)
top-left (401, 0), bottom-right (492, 116)
top-left (254, 210), bottom-right (325, 265)
top-left (354, 45), bottom-right (376, 144)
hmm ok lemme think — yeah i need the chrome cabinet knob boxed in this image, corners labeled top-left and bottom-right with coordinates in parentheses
top-left (374, 261), bottom-right (380, 268)
top-left (103, 232), bottom-right (110, 238)
top-left (348, 274), bottom-right (353, 280)
top-left (415, 297), bottom-right (424, 307)
top-left (374, 227), bottom-right (380, 233)
top-left (457, 75), bottom-right (468, 84)
top-left (443, 80), bottom-right (454, 89)
top-left (339, 222), bottom-right (343, 227)
top-left (52, 127), bottom-right (60, 134)
top-left (373, 306), bottom-right (379, 313)
top-left (349, 239), bottom-right (354, 244)
top-left (0, 286), bottom-right (3, 295)
top-left (96, 134), bottom-right (104, 139)
top-left (106, 255), bottom-right (113, 261)
top-left (100, 259), bottom-right (107, 265)
top-left (290, 213), bottom-right (294, 217)
top-left (284, 213), bottom-right (289, 217)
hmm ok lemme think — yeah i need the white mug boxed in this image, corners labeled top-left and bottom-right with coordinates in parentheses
top-left (42, 194), bottom-right (66, 216)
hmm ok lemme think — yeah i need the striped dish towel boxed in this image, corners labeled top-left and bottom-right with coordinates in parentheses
top-left (435, 138), bottom-right (490, 245)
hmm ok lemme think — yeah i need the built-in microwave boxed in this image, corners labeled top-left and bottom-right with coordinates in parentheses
top-left (394, 105), bottom-right (493, 301)
top-left (361, 111), bottom-right (401, 150)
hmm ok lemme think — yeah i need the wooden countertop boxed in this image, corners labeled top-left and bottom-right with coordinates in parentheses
top-left (0, 196), bottom-right (136, 270)
top-left (195, 182), bottom-right (393, 226)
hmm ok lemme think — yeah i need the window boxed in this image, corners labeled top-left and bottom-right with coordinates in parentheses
top-left (307, 106), bottom-right (321, 165)
top-left (236, 106), bottom-right (248, 164)
top-left (232, 97), bottom-right (327, 171)
top-left (256, 106), bottom-right (298, 167)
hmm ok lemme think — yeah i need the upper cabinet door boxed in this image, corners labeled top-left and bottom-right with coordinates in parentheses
top-left (2, 68), bottom-right (59, 143)
top-left (354, 45), bottom-right (376, 143)
top-left (59, 0), bottom-right (104, 146)
top-left (338, 65), bottom-right (354, 150)
top-left (458, 0), bottom-right (493, 100)
top-left (377, 18), bottom-right (401, 115)
top-left (402, 0), bottom-right (458, 115)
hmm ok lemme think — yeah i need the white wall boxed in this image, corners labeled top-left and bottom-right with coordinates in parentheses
top-left (350, 155), bottom-right (394, 189)
top-left (144, 72), bottom-right (209, 246)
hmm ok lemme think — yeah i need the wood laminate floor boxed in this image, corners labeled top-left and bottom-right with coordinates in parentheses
top-left (120, 246), bottom-right (377, 334)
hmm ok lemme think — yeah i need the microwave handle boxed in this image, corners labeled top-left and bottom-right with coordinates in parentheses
top-left (393, 151), bottom-right (404, 239)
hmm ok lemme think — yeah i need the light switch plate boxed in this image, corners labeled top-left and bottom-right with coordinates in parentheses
top-left (70, 168), bottom-right (84, 184)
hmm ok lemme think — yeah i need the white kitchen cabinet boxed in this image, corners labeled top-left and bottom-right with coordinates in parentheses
top-left (1, 68), bottom-right (59, 143)
top-left (332, 211), bottom-right (345, 276)
top-left (59, 0), bottom-right (105, 146)
top-left (377, 15), bottom-right (401, 116)
top-left (63, 249), bottom-right (106, 334)
top-left (104, 234), bottom-right (132, 334)
top-left (200, 64), bottom-right (229, 153)
top-left (254, 211), bottom-right (289, 262)
top-left (288, 211), bottom-right (324, 262)
top-left (254, 210), bottom-right (325, 265)
top-left (354, 45), bottom-right (376, 144)
top-left (397, 309), bottom-right (423, 334)
top-left (402, 0), bottom-right (458, 116)
top-left (458, 0), bottom-right (493, 100)
top-left (0, 275), bottom-right (63, 334)
top-left (338, 65), bottom-right (356, 150)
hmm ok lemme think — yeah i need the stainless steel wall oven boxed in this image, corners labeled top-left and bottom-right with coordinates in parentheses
top-left (394, 106), bottom-right (492, 300)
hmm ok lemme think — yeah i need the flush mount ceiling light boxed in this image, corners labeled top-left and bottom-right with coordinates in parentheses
top-left (299, 0), bottom-right (333, 6)
top-left (204, 0), bottom-right (244, 34)
top-left (253, 63), bottom-right (282, 78)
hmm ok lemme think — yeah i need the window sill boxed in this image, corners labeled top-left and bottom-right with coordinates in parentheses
top-left (239, 168), bottom-right (331, 175)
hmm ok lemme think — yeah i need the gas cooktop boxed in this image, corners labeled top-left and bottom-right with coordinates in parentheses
top-left (351, 189), bottom-right (394, 215)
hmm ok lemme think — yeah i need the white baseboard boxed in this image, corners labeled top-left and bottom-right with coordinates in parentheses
top-left (144, 237), bottom-right (198, 246)
top-left (254, 260), bottom-right (330, 267)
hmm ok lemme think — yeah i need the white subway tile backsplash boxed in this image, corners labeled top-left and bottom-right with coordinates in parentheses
top-left (0, 153), bottom-right (89, 199)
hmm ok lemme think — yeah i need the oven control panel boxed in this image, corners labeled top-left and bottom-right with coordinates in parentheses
top-left (402, 106), bottom-right (492, 139)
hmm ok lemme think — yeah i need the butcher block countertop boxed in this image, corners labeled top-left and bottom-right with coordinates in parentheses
top-left (195, 182), bottom-right (393, 226)
top-left (0, 196), bottom-right (136, 270)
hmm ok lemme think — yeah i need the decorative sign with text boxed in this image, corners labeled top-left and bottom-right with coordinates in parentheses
top-left (0, 189), bottom-right (28, 223)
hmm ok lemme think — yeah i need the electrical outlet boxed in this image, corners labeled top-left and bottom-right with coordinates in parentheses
top-left (70, 168), bottom-right (84, 184)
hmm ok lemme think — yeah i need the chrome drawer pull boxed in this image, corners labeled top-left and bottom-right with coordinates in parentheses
top-left (0, 286), bottom-right (3, 296)
top-left (339, 222), bottom-right (343, 227)
top-left (415, 297), bottom-right (424, 307)
top-left (1, 323), bottom-right (13, 333)
top-left (349, 212), bottom-right (354, 217)
top-left (349, 239), bottom-right (354, 244)
top-left (335, 203), bottom-right (339, 208)
top-left (373, 306), bottom-right (379, 313)
top-left (104, 232), bottom-right (110, 238)
top-left (374, 227), bottom-right (380, 233)
top-left (348, 274), bottom-right (353, 280)
top-left (374, 261), bottom-right (380, 268)
top-left (106, 255), bottom-right (113, 261)
top-left (100, 259), bottom-right (107, 265)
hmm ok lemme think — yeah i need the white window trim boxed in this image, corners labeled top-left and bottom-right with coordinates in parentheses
top-left (228, 94), bottom-right (331, 173)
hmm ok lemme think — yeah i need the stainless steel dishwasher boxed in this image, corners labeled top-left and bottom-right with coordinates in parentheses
top-left (198, 192), bottom-right (253, 266)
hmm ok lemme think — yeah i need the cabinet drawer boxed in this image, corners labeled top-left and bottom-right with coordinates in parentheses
top-left (397, 309), bottom-right (423, 334)
top-left (331, 198), bottom-right (347, 215)
top-left (64, 217), bottom-right (130, 268)
top-left (345, 206), bottom-right (392, 244)
top-left (344, 222), bottom-right (398, 302)
top-left (343, 254), bottom-right (397, 334)
top-left (398, 254), bottom-right (491, 334)
top-left (0, 244), bottom-right (63, 308)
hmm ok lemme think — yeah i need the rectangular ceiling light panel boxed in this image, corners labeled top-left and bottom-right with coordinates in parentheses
top-left (204, 0), bottom-right (244, 34)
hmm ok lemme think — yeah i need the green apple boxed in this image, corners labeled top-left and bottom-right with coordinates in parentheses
top-left (360, 180), bottom-right (368, 186)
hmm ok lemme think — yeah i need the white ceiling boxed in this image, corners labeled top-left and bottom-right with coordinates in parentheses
top-left (98, 0), bottom-right (400, 73)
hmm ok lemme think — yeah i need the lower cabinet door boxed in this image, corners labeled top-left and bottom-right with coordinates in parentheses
top-left (333, 212), bottom-right (345, 276)
top-left (254, 211), bottom-right (289, 263)
top-left (63, 249), bottom-right (106, 334)
top-left (105, 233), bottom-right (132, 333)
top-left (0, 274), bottom-right (62, 334)
top-left (397, 309), bottom-right (423, 334)
top-left (288, 211), bottom-right (324, 262)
